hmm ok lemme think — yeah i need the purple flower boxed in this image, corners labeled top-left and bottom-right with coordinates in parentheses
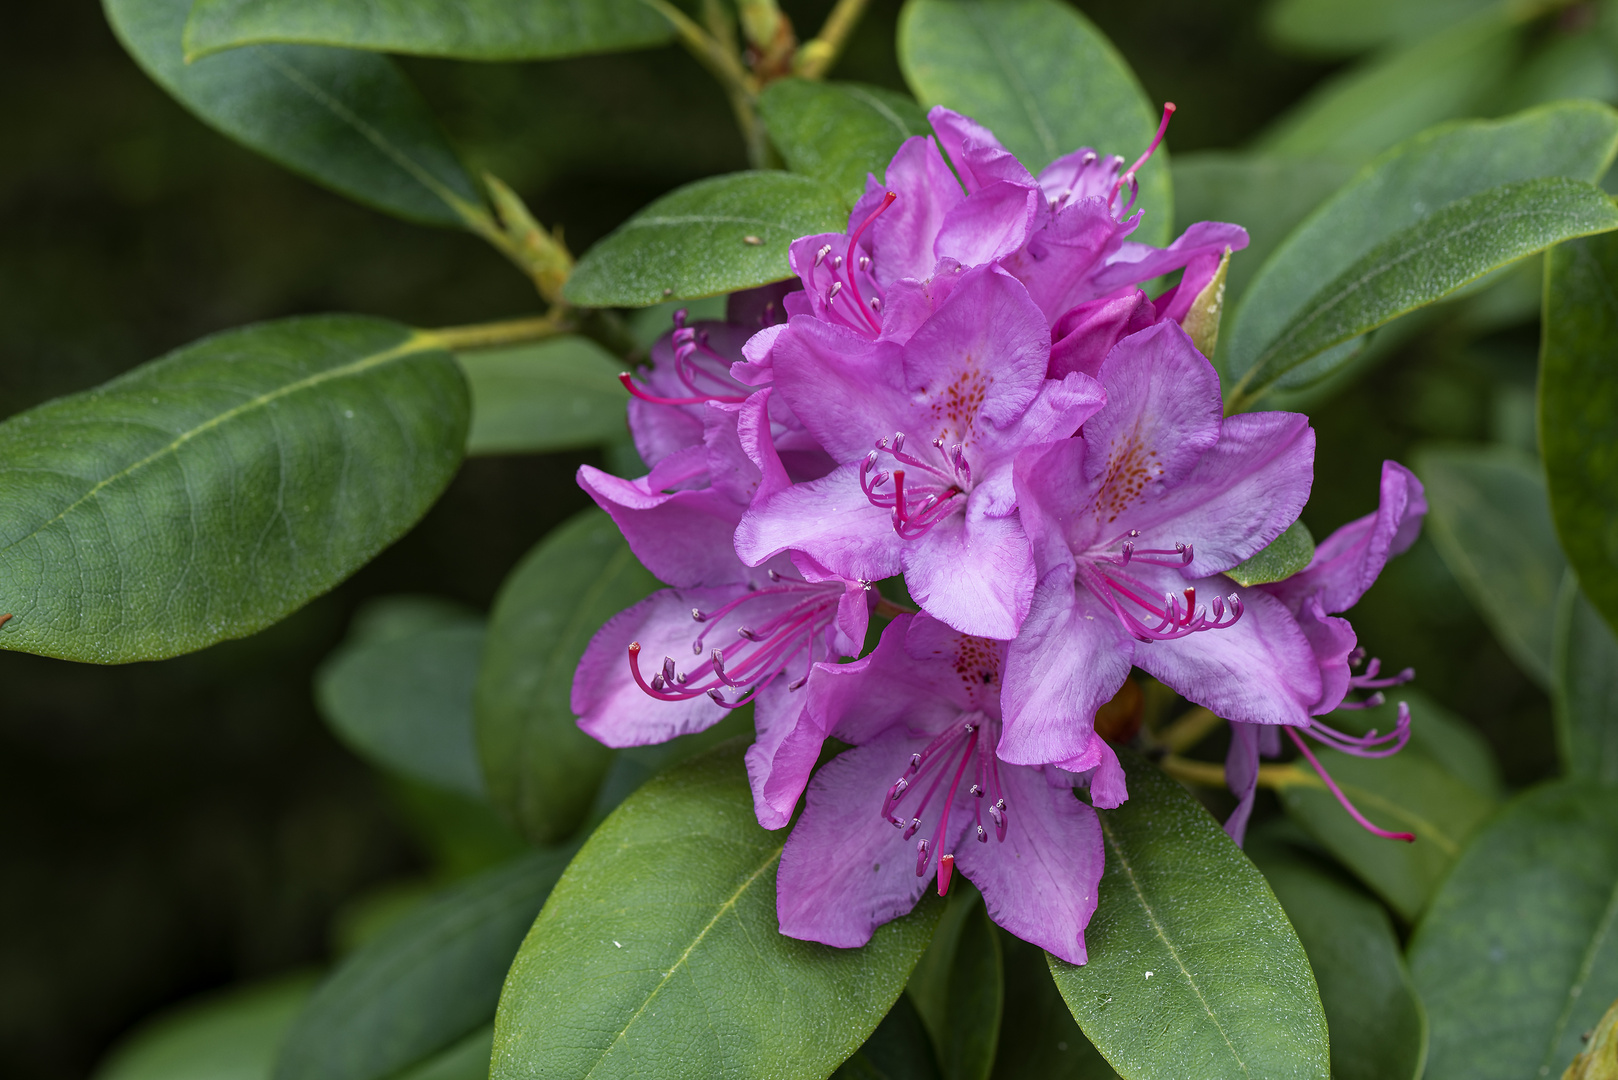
top-left (1222, 461), bottom-right (1428, 844)
top-left (1002, 319), bottom-right (1317, 770)
top-left (754, 103), bottom-right (1247, 374)
top-left (736, 265), bottom-right (1105, 640)
top-left (776, 613), bottom-right (1109, 965)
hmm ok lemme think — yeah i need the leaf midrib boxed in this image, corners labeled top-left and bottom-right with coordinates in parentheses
top-left (580, 844), bottom-right (784, 1080)
top-left (1099, 814), bottom-right (1251, 1077)
top-left (0, 332), bottom-right (439, 557)
top-left (1538, 873), bottom-right (1618, 1076)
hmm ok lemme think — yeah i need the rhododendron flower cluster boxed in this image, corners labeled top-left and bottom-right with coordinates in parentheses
top-left (572, 106), bottom-right (1426, 961)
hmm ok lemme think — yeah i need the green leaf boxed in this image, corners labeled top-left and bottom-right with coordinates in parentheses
top-left (1265, 0), bottom-right (1506, 56)
top-left (760, 79), bottom-right (931, 209)
top-left (1227, 177), bottom-right (1618, 406)
top-left (1255, 17), bottom-right (1520, 166)
top-left (458, 338), bottom-right (629, 457)
top-left (391, 1025), bottom-right (492, 1080)
top-left (1170, 154), bottom-right (1354, 316)
top-left (1246, 831), bottom-right (1428, 1080)
top-left (834, 995), bottom-right (942, 1080)
top-left (1554, 575), bottom-right (1618, 785)
top-left (1227, 520), bottom-right (1316, 587)
top-left (1416, 444), bottom-right (1566, 689)
top-left (1409, 779), bottom-right (1618, 1080)
top-left (1224, 101), bottom-right (1618, 400)
top-left (315, 598), bottom-right (487, 799)
top-left (0, 315), bottom-right (467, 663)
top-left (490, 740), bottom-right (942, 1080)
top-left (276, 851), bottom-right (570, 1080)
top-left (95, 975), bottom-right (317, 1080)
top-left (1332, 688), bottom-right (1504, 800)
top-left (897, 0), bottom-right (1171, 245)
top-left (105, 0), bottom-right (483, 228)
top-left (909, 890), bottom-right (1004, 1080)
top-left (474, 509), bottom-right (659, 844)
top-left (1543, 230), bottom-right (1618, 638)
top-left (183, 0), bottom-right (672, 61)
top-left (1277, 747), bottom-right (1496, 922)
top-left (564, 172), bottom-right (847, 308)
top-left (991, 932), bottom-right (1119, 1079)
top-left (1049, 750), bottom-right (1329, 1080)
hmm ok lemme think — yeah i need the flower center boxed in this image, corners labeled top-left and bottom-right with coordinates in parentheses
top-left (1080, 531), bottom-right (1242, 642)
top-left (619, 309), bottom-right (750, 406)
top-left (625, 571), bottom-right (854, 707)
top-left (859, 432), bottom-right (971, 540)
top-left (802, 192), bottom-right (896, 338)
top-left (880, 712), bottom-right (1006, 897)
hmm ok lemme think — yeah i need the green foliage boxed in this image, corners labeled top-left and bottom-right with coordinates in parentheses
top-left (1409, 780), bottom-right (1618, 1080)
top-left (1225, 102), bottom-right (1618, 402)
top-left (183, 0), bottom-right (672, 61)
top-left (1337, 689), bottom-right (1504, 800)
top-left (475, 509), bottom-right (659, 844)
top-left (1256, 16), bottom-right (1520, 165)
top-left (1227, 521), bottom-right (1316, 587)
top-left (316, 597), bottom-right (487, 799)
top-left (1049, 751), bottom-right (1330, 1080)
top-left (392, 1027), bottom-right (493, 1080)
top-left (1417, 444), bottom-right (1566, 688)
top-left (1554, 576), bottom-right (1618, 786)
top-left (897, 0), bottom-right (1170, 244)
top-left (760, 79), bottom-right (931, 208)
top-left (1543, 230), bottom-right (1618, 636)
top-left (907, 896), bottom-right (1004, 1080)
top-left (105, 0), bottom-right (484, 227)
top-left (1226, 177), bottom-right (1618, 407)
top-left (458, 338), bottom-right (630, 457)
top-left (96, 976), bottom-right (317, 1080)
top-left (1265, 0), bottom-right (1506, 57)
top-left (276, 851), bottom-right (571, 1080)
top-left (0, 315), bottom-right (466, 663)
top-left (490, 741), bottom-right (942, 1080)
top-left (992, 933), bottom-right (1119, 1079)
top-left (1279, 747), bottom-right (1496, 922)
top-left (832, 996), bottom-right (941, 1080)
top-left (564, 172), bottom-right (847, 307)
top-left (1247, 832), bottom-right (1427, 1080)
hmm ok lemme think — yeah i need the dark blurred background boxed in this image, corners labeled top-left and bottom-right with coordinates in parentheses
top-left (0, 2), bottom-right (1558, 1077)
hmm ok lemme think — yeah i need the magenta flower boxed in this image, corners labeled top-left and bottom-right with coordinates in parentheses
top-left (1223, 461), bottom-right (1428, 843)
top-left (1002, 319), bottom-right (1317, 769)
top-left (735, 266), bottom-right (1105, 639)
top-left (776, 613), bottom-right (1109, 965)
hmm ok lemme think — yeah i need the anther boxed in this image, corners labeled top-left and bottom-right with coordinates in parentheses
top-left (692, 607), bottom-right (707, 622)
top-left (915, 838), bottom-right (931, 876)
top-left (815, 244), bottom-right (831, 266)
top-left (977, 825), bottom-right (988, 842)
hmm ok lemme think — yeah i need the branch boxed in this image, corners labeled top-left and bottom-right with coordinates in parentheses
top-left (421, 313), bottom-right (569, 352)
top-left (795, 0), bottom-right (872, 79)
top-left (1157, 754), bottom-right (1318, 792)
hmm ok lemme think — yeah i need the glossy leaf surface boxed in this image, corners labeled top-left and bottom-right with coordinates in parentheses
top-left (475, 509), bottom-right (658, 844)
top-left (1225, 102), bottom-right (1618, 398)
top-left (1417, 444), bottom-right (1565, 689)
top-left (564, 172), bottom-right (846, 307)
top-left (760, 79), bottom-right (930, 208)
top-left (1543, 231), bottom-right (1618, 637)
top-left (1410, 780), bottom-right (1618, 1080)
top-left (0, 316), bottom-right (466, 663)
top-left (183, 0), bottom-right (672, 61)
top-left (1265, 0), bottom-right (1507, 56)
top-left (459, 338), bottom-right (629, 457)
top-left (490, 741), bottom-right (941, 1080)
top-left (1227, 177), bottom-right (1618, 405)
top-left (833, 995), bottom-right (942, 1080)
top-left (1279, 748), bottom-right (1495, 922)
top-left (1050, 752), bottom-right (1329, 1080)
top-left (276, 851), bottom-right (569, 1080)
top-left (1248, 832), bottom-right (1428, 1080)
top-left (315, 598), bottom-right (487, 799)
top-left (1555, 575), bottom-right (1618, 785)
top-left (106, 0), bottom-right (482, 227)
top-left (97, 976), bottom-right (316, 1080)
top-left (897, 0), bottom-right (1170, 244)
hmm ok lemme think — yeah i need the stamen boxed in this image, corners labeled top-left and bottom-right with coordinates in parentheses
top-left (1115, 102), bottom-right (1176, 202)
top-left (936, 853), bottom-right (955, 896)
top-left (617, 371), bottom-right (746, 407)
top-left (1286, 727), bottom-right (1414, 842)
